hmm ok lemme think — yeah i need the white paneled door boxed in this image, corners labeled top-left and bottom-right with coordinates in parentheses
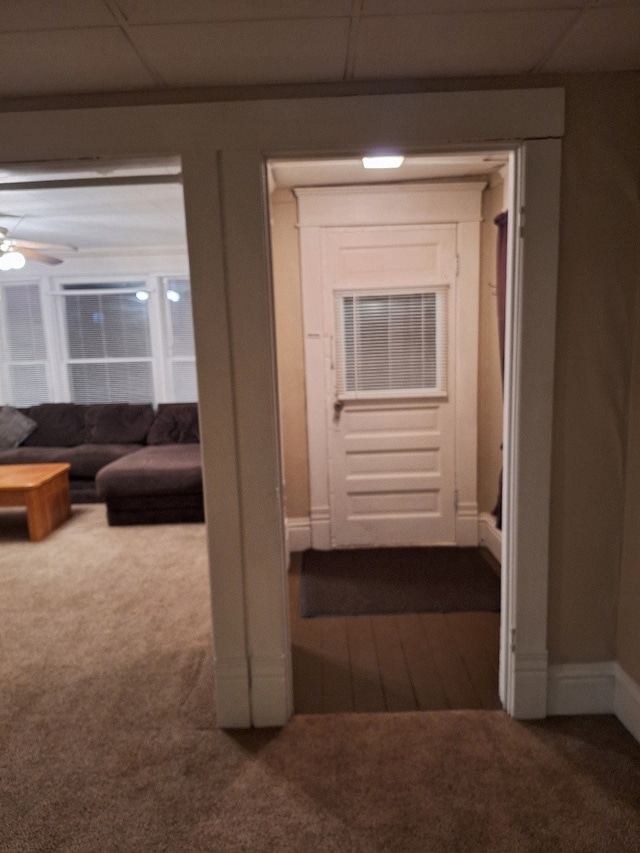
top-left (323, 225), bottom-right (457, 548)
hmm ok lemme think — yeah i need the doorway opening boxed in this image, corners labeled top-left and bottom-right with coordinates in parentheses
top-left (0, 157), bottom-right (214, 723)
top-left (268, 151), bottom-right (513, 714)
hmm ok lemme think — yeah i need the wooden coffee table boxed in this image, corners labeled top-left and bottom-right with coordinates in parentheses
top-left (0, 463), bottom-right (72, 541)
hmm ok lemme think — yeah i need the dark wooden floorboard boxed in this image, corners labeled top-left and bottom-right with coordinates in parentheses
top-left (346, 617), bottom-right (386, 713)
top-left (321, 617), bottom-right (353, 712)
top-left (396, 614), bottom-right (449, 710)
top-left (371, 615), bottom-right (418, 711)
top-left (418, 613), bottom-right (483, 709)
top-left (289, 552), bottom-right (501, 715)
top-left (446, 612), bottom-right (502, 710)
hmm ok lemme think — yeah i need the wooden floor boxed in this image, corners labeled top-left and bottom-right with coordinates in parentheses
top-left (289, 551), bottom-right (501, 715)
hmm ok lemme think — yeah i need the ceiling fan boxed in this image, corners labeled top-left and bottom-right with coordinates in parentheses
top-left (0, 225), bottom-right (77, 269)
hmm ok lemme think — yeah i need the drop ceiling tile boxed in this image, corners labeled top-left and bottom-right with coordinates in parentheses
top-left (117, 0), bottom-right (351, 24)
top-left (0, 29), bottom-right (158, 98)
top-left (130, 19), bottom-right (350, 86)
top-left (363, 0), bottom-right (584, 11)
top-left (354, 10), bottom-right (576, 78)
top-left (0, 0), bottom-right (116, 32)
top-left (542, 7), bottom-right (640, 70)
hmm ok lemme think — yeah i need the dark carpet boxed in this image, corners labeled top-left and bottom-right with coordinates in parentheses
top-left (300, 546), bottom-right (501, 617)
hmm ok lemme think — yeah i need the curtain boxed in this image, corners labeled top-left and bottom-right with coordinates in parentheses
top-left (493, 211), bottom-right (508, 529)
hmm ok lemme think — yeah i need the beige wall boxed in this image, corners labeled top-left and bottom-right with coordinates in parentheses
top-left (478, 178), bottom-right (505, 515)
top-left (270, 188), bottom-right (309, 519)
top-left (547, 75), bottom-right (640, 664)
top-left (618, 268), bottom-right (640, 683)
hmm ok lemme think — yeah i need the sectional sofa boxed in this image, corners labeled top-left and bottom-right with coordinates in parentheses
top-left (0, 402), bottom-right (203, 525)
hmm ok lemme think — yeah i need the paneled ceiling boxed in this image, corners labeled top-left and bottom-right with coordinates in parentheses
top-left (0, 1), bottom-right (636, 261)
top-left (0, 0), bottom-right (638, 100)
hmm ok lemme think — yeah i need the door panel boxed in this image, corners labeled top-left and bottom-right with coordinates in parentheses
top-left (330, 400), bottom-right (455, 546)
top-left (325, 225), bottom-right (457, 548)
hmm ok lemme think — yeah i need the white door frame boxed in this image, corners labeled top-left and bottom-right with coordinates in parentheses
top-left (296, 182), bottom-right (485, 550)
top-left (500, 141), bottom-right (561, 716)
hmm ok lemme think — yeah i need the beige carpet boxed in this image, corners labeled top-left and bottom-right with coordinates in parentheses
top-left (1, 506), bottom-right (640, 851)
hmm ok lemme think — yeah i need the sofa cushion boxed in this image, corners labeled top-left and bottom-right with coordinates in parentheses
top-left (96, 444), bottom-right (202, 499)
top-left (0, 406), bottom-right (37, 448)
top-left (85, 404), bottom-right (154, 444)
top-left (62, 443), bottom-right (144, 478)
top-left (147, 403), bottom-right (199, 445)
top-left (0, 443), bottom-right (143, 478)
top-left (22, 403), bottom-right (87, 447)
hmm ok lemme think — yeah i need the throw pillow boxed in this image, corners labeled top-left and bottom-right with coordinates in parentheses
top-left (147, 403), bottom-right (199, 444)
top-left (85, 403), bottom-right (155, 444)
top-left (21, 403), bottom-right (87, 447)
top-left (0, 406), bottom-right (37, 448)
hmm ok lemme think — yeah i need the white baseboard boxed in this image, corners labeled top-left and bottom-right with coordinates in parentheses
top-left (213, 655), bottom-right (252, 728)
top-left (478, 512), bottom-right (502, 567)
top-left (547, 662), bottom-right (616, 715)
top-left (288, 513), bottom-right (502, 559)
top-left (455, 504), bottom-right (479, 546)
top-left (249, 654), bottom-right (290, 727)
top-left (546, 661), bottom-right (640, 745)
top-left (285, 517), bottom-right (311, 553)
top-left (512, 651), bottom-right (549, 719)
top-left (614, 663), bottom-right (640, 744)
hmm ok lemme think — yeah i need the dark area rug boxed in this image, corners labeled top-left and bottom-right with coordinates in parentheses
top-left (300, 547), bottom-right (501, 617)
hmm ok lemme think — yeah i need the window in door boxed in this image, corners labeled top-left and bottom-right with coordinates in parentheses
top-left (335, 287), bottom-right (449, 399)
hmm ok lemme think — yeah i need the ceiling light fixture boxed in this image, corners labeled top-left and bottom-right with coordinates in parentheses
top-left (0, 249), bottom-right (26, 271)
top-left (135, 290), bottom-right (150, 301)
top-left (166, 289), bottom-right (181, 303)
top-left (362, 155), bottom-right (405, 170)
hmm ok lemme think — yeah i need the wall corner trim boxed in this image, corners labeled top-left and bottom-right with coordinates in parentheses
top-left (213, 655), bottom-right (252, 728)
top-left (478, 512), bottom-right (501, 565)
top-left (250, 654), bottom-right (290, 727)
top-left (547, 662), bottom-right (616, 716)
top-left (614, 663), bottom-right (640, 744)
top-left (547, 661), bottom-right (640, 744)
top-left (285, 517), bottom-right (312, 553)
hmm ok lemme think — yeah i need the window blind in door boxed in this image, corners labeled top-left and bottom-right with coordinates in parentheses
top-left (335, 289), bottom-right (448, 398)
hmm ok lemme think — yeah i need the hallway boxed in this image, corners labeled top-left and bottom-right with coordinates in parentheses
top-left (289, 552), bottom-right (501, 715)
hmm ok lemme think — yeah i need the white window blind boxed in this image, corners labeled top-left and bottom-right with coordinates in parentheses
top-left (163, 277), bottom-right (197, 401)
top-left (335, 289), bottom-right (448, 397)
top-left (0, 282), bottom-right (51, 405)
top-left (61, 283), bottom-right (154, 404)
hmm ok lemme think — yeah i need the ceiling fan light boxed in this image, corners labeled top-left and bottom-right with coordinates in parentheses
top-left (0, 250), bottom-right (25, 270)
top-left (166, 289), bottom-right (181, 302)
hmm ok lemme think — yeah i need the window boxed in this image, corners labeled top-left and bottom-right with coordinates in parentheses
top-left (61, 282), bottom-right (155, 404)
top-left (0, 282), bottom-right (51, 406)
top-left (163, 277), bottom-right (198, 402)
top-left (335, 288), bottom-right (448, 398)
top-left (0, 274), bottom-right (197, 407)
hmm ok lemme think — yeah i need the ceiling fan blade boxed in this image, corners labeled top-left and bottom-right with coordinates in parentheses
top-left (0, 226), bottom-right (7, 237)
top-left (10, 238), bottom-right (77, 251)
top-left (19, 247), bottom-right (63, 265)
